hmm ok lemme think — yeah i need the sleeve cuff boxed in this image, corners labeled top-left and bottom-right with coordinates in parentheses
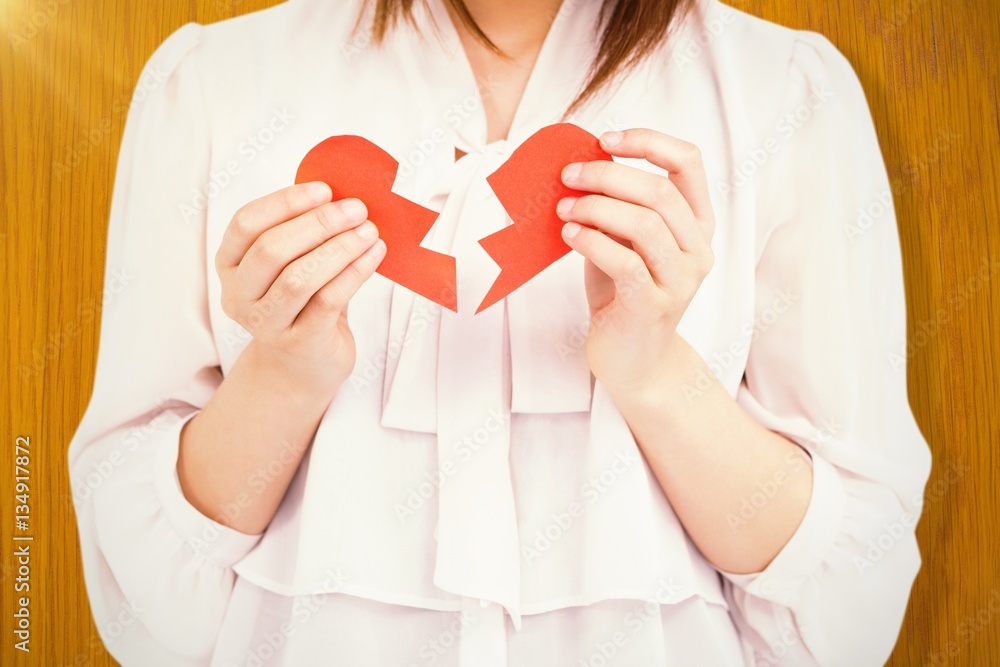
top-left (152, 411), bottom-right (263, 566)
top-left (716, 450), bottom-right (846, 606)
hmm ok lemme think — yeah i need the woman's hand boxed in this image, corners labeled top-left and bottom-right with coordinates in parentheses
top-left (215, 181), bottom-right (386, 398)
top-left (557, 128), bottom-right (716, 396)
top-left (559, 131), bottom-right (813, 577)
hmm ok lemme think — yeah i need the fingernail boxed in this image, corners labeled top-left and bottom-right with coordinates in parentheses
top-left (557, 197), bottom-right (577, 218)
top-left (562, 163), bottom-right (582, 184)
top-left (341, 198), bottom-right (367, 221)
top-left (357, 220), bottom-right (378, 240)
top-left (308, 181), bottom-right (331, 201)
top-left (601, 131), bottom-right (623, 147)
top-left (562, 222), bottom-right (581, 240)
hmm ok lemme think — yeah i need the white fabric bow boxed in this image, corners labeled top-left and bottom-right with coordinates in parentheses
top-left (380, 139), bottom-right (594, 626)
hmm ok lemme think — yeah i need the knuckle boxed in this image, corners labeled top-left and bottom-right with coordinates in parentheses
top-left (651, 178), bottom-right (676, 208)
top-left (645, 243), bottom-right (668, 272)
top-left (219, 292), bottom-right (238, 319)
top-left (230, 206), bottom-right (254, 237)
top-left (662, 291), bottom-right (683, 312)
top-left (626, 208), bottom-right (649, 240)
top-left (280, 271), bottom-right (309, 298)
top-left (313, 202), bottom-right (341, 234)
top-left (681, 142), bottom-right (703, 166)
top-left (621, 254), bottom-right (647, 281)
top-left (705, 215), bottom-right (718, 239)
top-left (700, 249), bottom-right (716, 275)
top-left (591, 160), bottom-right (613, 182)
top-left (577, 194), bottom-right (600, 217)
top-left (327, 235), bottom-right (355, 263)
top-left (252, 329), bottom-right (275, 346)
top-left (250, 237), bottom-right (284, 266)
top-left (685, 276), bottom-right (702, 299)
top-left (315, 284), bottom-right (344, 312)
top-left (635, 208), bottom-right (661, 238)
top-left (314, 236), bottom-right (353, 272)
top-left (244, 302), bottom-right (269, 333)
top-left (280, 188), bottom-right (298, 218)
top-left (341, 260), bottom-right (365, 284)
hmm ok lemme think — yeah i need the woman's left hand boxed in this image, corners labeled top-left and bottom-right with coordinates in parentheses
top-left (557, 128), bottom-right (716, 396)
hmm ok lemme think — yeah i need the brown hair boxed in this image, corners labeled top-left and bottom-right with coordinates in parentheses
top-left (363, 0), bottom-right (694, 114)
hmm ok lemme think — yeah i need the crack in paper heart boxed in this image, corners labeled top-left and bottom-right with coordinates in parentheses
top-left (295, 123), bottom-right (612, 313)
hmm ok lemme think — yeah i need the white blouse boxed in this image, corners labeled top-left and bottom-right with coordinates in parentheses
top-left (67, 0), bottom-right (932, 665)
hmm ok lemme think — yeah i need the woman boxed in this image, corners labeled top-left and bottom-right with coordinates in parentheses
top-left (68, 0), bottom-right (931, 664)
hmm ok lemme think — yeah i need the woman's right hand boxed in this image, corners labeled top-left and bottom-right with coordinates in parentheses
top-left (214, 181), bottom-right (386, 398)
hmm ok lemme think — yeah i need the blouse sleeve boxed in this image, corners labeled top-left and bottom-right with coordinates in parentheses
top-left (66, 23), bottom-right (261, 667)
top-left (716, 33), bottom-right (933, 666)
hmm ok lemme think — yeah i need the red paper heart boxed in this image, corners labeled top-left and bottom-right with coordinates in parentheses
top-left (296, 136), bottom-right (458, 311)
top-left (294, 124), bottom-right (611, 314)
top-left (479, 123), bottom-right (613, 312)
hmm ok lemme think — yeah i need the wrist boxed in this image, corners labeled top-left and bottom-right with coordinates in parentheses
top-left (605, 333), bottom-right (701, 415)
top-left (238, 341), bottom-right (343, 412)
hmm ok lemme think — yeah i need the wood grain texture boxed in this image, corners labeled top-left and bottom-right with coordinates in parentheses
top-left (1, 0), bottom-right (996, 665)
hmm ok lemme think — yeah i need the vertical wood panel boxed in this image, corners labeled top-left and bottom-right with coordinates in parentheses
top-left (1, 0), bottom-right (997, 664)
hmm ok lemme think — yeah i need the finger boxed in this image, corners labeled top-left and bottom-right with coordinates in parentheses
top-left (216, 182), bottom-right (334, 269)
top-left (294, 239), bottom-right (387, 332)
top-left (236, 199), bottom-right (369, 301)
top-left (561, 221), bottom-right (657, 307)
top-left (598, 129), bottom-right (715, 230)
top-left (557, 194), bottom-right (677, 284)
top-left (561, 160), bottom-right (706, 254)
top-left (251, 222), bottom-right (380, 333)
